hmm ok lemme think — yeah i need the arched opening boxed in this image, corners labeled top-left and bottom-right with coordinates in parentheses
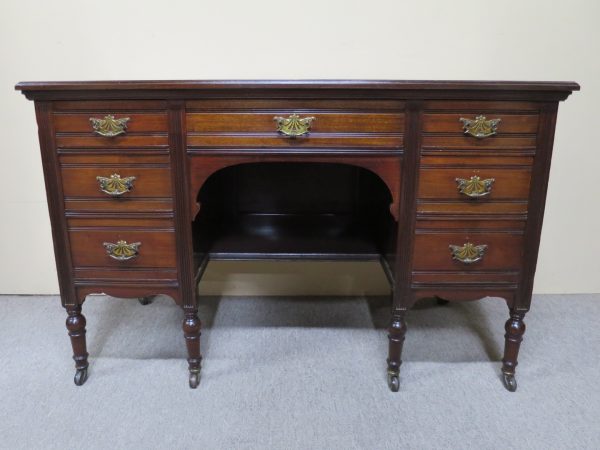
top-left (192, 162), bottom-right (397, 264)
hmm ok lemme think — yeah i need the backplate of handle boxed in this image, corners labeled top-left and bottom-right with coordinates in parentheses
top-left (89, 115), bottom-right (130, 137)
top-left (455, 175), bottom-right (495, 198)
top-left (96, 173), bottom-right (136, 197)
top-left (459, 115), bottom-right (501, 138)
top-left (102, 240), bottom-right (141, 261)
top-left (449, 242), bottom-right (487, 264)
top-left (273, 114), bottom-right (315, 138)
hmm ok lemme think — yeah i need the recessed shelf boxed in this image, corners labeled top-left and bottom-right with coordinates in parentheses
top-left (197, 213), bottom-right (383, 261)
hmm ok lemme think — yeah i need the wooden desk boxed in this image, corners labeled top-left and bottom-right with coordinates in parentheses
top-left (16, 80), bottom-right (578, 391)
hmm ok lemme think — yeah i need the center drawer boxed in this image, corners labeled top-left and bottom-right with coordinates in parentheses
top-left (186, 99), bottom-right (404, 150)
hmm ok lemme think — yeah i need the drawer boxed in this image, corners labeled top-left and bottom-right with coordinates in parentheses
top-left (53, 101), bottom-right (168, 149)
top-left (412, 231), bottom-right (524, 271)
top-left (58, 153), bottom-right (173, 213)
top-left (61, 167), bottom-right (172, 198)
top-left (54, 113), bottom-right (168, 133)
top-left (67, 217), bottom-right (177, 276)
top-left (418, 167), bottom-right (531, 200)
top-left (421, 101), bottom-right (539, 152)
top-left (186, 99), bottom-right (404, 149)
top-left (423, 113), bottom-right (539, 134)
top-left (69, 228), bottom-right (177, 269)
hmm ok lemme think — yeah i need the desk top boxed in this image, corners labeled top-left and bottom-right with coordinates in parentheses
top-left (16, 79), bottom-right (580, 92)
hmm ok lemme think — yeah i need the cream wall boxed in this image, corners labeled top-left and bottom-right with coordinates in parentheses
top-left (0, 0), bottom-right (598, 295)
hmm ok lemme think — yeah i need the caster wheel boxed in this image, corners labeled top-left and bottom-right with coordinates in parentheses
top-left (387, 372), bottom-right (400, 392)
top-left (435, 296), bottom-right (450, 306)
top-left (138, 296), bottom-right (154, 306)
top-left (74, 367), bottom-right (88, 386)
top-left (502, 373), bottom-right (517, 392)
top-left (189, 371), bottom-right (200, 389)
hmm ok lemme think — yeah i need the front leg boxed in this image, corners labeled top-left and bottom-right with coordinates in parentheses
top-left (182, 309), bottom-right (202, 388)
top-left (65, 305), bottom-right (89, 386)
top-left (501, 310), bottom-right (526, 392)
top-left (387, 310), bottom-right (407, 392)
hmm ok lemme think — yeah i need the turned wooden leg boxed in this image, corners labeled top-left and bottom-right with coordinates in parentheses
top-left (65, 306), bottom-right (89, 386)
top-left (387, 310), bottom-right (407, 392)
top-left (182, 309), bottom-right (202, 389)
top-left (501, 310), bottom-right (526, 392)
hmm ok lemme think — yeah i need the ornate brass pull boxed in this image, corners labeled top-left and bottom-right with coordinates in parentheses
top-left (459, 115), bottom-right (501, 138)
top-left (449, 242), bottom-right (487, 264)
top-left (96, 174), bottom-right (136, 197)
top-left (273, 114), bottom-right (315, 138)
top-left (455, 175), bottom-right (495, 198)
top-left (103, 240), bottom-right (141, 261)
top-left (89, 115), bottom-right (130, 137)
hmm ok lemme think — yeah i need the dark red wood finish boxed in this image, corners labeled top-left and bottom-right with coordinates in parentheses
top-left (17, 80), bottom-right (578, 391)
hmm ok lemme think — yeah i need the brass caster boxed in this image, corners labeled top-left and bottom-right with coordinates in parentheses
top-left (138, 296), bottom-right (154, 306)
top-left (189, 371), bottom-right (200, 389)
top-left (74, 367), bottom-right (88, 386)
top-left (387, 371), bottom-right (400, 392)
top-left (502, 373), bottom-right (517, 392)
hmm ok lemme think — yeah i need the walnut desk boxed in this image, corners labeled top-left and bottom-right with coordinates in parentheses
top-left (16, 80), bottom-right (579, 391)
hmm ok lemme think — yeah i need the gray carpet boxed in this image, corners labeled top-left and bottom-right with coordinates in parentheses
top-left (0, 294), bottom-right (598, 450)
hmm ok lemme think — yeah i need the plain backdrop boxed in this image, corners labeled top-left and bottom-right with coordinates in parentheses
top-left (0, 0), bottom-right (598, 295)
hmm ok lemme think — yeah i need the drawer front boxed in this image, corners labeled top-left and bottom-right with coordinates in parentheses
top-left (423, 113), bottom-right (539, 134)
top-left (67, 217), bottom-right (178, 280)
top-left (69, 229), bottom-right (177, 269)
top-left (53, 100), bottom-right (168, 150)
top-left (58, 153), bottom-right (173, 213)
top-left (61, 167), bottom-right (172, 198)
top-left (421, 101), bottom-right (539, 153)
top-left (186, 99), bottom-right (404, 150)
top-left (54, 113), bottom-right (168, 133)
top-left (412, 231), bottom-right (524, 271)
top-left (418, 167), bottom-right (532, 200)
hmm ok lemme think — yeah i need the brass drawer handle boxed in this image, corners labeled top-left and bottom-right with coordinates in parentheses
top-left (103, 240), bottom-right (141, 261)
top-left (455, 175), bottom-right (495, 198)
top-left (96, 173), bottom-right (136, 197)
top-left (273, 114), bottom-right (315, 138)
top-left (449, 242), bottom-right (487, 264)
top-left (89, 115), bottom-right (130, 137)
top-left (459, 115), bottom-right (501, 138)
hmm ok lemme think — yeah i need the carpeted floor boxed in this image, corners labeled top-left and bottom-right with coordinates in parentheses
top-left (0, 294), bottom-right (598, 450)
